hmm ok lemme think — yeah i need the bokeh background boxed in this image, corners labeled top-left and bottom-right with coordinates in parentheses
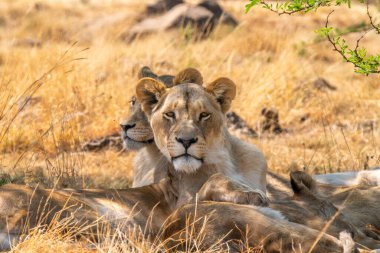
top-left (1, 0), bottom-right (379, 191)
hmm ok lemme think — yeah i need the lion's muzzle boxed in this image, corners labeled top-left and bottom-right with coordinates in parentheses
top-left (175, 136), bottom-right (198, 149)
top-left (120, 122), bottom-right (154, 150)
top-left (167, 124), bottom-right (205, 174)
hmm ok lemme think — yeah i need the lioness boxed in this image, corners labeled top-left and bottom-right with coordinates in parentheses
top-left (0, 70), bottom-right (268, 249)
top-left (121, 67), bottom-right (380, 251)
top-left (121, 67), bottom-right (204, 187)
top-left (274, 171), bottom-right (380, 250)
top-left (313, 168), bottom-right (380, 187)
top-left (0, 69), bottom-right (269, 250)
top-left (124, 67), bottom-right (379, 204)
top-left (0, 179), bottom-right (176, 249)
top-left (135, 72), bottom-right (268, 207)
top-left (166, 171), bottom-right (380, 252)
top-left (124, 67), bottom-right (269, 204)
top-left (3, 68), bottom-right (377, 251)
top-left (1, 176), bottom-right (363, 252)
top-left (166, 204), bottom-right (352, 253)
top-left (295, 172), bottom-right (380, 244)
top-left (121, 67), bottom-right (310, 201)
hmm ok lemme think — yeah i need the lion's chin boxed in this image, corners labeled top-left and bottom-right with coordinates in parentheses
top-left (172, 156), bottom-right (202, 174)
top-left (123, 138), bottom-right (145, 150)
top-left (123, 134), bottom-right (154, 151)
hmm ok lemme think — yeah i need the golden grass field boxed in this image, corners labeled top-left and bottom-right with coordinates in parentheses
top-left (0, 0), bottom-right (379, 251)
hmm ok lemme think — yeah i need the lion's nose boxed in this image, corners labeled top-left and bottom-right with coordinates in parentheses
top-left (120, 123), bottom-right (136, 132)
top-left (175, 137), bottom-right (198, 149)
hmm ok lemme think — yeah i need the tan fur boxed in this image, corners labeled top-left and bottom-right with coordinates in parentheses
top-left (121, 67), bottom-right (174, 187)
top-left (120, 97), bottom-right (154, 149)
top-left (0, 181), bottom-right (173, 250)
top-left (173, 67), bottom-right (203, 86)
top-left (120, 97), bottom-right (167, 187)
top-left (165, 202), bottom-right (347, 253)
top-left (165, 171), bottom-right (380, 252)
top-left (205, 77), bottom-right (236, 113)
top-left (314, 185), bottom-right (380, 245)
top-left (124, 68), bottom-right (267, 200)
top-left (1, 68), bottom-right (377, 251)
top-left (0, 181), bottom-right (353, 252)
top-left (136, 71), bottom-right (268, 207)
top-left (119, 68), bottom-right (379, 251)
top-left (122, 67), bottom-right (205, 187)
top-left (1, 172), bottom-right (379, 251)
top-left (273, 171), bottom-right (380, 250)
top-left (267, 171), bottom-right (380, 249)
top-left (137, 66), bottom-right (175, 86)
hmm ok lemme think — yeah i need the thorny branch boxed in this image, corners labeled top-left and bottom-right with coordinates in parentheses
top-left (263, 1), bottom-right (324, 15)
top-left (324, 10), bottom-right (380, 74)
top-left (246, 0), bottom-right (380, 74)
top-left (367, 1), bottom-right (380, 34)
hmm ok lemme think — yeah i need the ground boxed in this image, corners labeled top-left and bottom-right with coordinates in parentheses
top-left (0, 0), bottom-right (379, 251)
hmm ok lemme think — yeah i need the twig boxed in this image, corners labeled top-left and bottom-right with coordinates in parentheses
top-left (367, 1), bottom-right (380, 34)
top-left (262, 1), bottom-right (323, 15)
top-left (325, 11), bottom-right (350, 63)
top-left (325, 11), bottom-right (380, 74)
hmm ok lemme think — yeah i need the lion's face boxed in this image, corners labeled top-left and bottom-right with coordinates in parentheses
top-left (120, 96), bottom-right (154, 150)
top-left (151, 84), bottom-right (226, 173)
top-left (120, 68), bottom-right (204, 151)
top-left (136, 70), bottom-right (236, 174)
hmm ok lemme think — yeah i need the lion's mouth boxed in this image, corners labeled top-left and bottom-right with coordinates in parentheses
top-left (171, 153), bottom-right (203, 162)
top-left (123, 135), bottom-right (154, 144)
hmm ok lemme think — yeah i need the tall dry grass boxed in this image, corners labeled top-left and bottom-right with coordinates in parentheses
top-left (0, 0), bottom-right (379, 251)
top-left (9, 194), bottom-right (239, 253)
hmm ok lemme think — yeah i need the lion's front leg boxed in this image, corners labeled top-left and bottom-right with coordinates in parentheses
top-left (197, 173), bottom-right (269, 206)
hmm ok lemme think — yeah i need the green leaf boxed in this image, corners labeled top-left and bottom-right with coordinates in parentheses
top-left (245, 0), bottom-right (380, 74)
top-left (357, 48), bottom-right (367, 59)
top-left (315, 27), bottom-right (333, 37)
top-left (245, 0), bottom-right (261, 12)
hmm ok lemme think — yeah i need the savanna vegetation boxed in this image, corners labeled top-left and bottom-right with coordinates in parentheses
top-left (0, 0), bottom-right (379, 251)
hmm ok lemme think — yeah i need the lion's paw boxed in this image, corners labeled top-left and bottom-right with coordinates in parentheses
top-left (231, 189), bottom-right (269, 207)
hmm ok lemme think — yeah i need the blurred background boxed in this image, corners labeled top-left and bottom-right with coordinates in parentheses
top-left (0, 0), bottom-right (379, 190)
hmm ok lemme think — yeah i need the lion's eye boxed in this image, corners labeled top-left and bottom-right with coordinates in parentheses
top-left (164, 111), bottom-right (175, 120)
top-left (199, 112), bottom-right (211, 121)
top-left (129, 96), bottom-right (136, 107)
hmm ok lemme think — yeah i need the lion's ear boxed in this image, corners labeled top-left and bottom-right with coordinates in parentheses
top-left (136, 78), bottom-right (166, 115)
top-left (173, 68), bottom-right (203, 85)
top-left (290, 171), bottom-right (318, 196)
top-left (138, 66), bottom-right (158, 80)
top-left (205, 77), bottom-right (236, 113)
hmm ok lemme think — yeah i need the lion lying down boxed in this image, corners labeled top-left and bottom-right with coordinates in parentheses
top-left (122, 67), bottom-right (380, 202)
top-left (166, 171), bottom-right (380, 252)
top-left (313, 168), bottom-right (380, 187)
top-left (1, 68), bottom-right (268, 250)
top-left (123, 67), bottom-right (268, 206)
top-left (121, 66), bottom-right (380, 252)
top-left (0, 68), bottom-right (378, 252)
top-left (1, 171), bottom-right (379, 252)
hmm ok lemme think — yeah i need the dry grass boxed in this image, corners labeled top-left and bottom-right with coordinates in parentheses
top-left (9, 196), bottom-right (240, 253)
top-left (0, 0), bottom-right (379, 251)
